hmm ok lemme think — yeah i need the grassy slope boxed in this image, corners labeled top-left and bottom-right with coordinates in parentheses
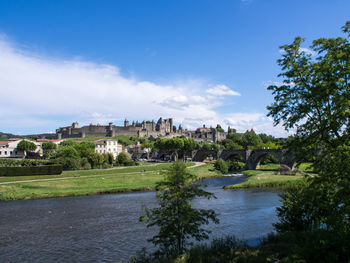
top-left (0, 163), bottom-right (215, 201)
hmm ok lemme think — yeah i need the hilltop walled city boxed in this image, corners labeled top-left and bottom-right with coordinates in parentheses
top-left (56, 117), bottom-right (231, 143)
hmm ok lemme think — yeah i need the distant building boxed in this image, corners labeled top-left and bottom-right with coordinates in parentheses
top-left (126, 141), bottom-right (151, 159)
top-left (0, 138), bottom-right (40, 158)
top-left (93, 139), bottom-right (123, 158)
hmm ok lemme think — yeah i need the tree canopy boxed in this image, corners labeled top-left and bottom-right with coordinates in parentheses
top-left (16, 140), bottom-right (37, 152)
top-left (267, 21), bottom-right (350, 153)
top-left (267, 21), bottom-right (350, 261)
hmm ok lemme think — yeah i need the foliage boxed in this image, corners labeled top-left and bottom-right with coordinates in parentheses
top-left (241, 129), bottom-right (262, 149)
top-left (226, 132), bottom-right (243, 145)
top-left (59, 140), bottom-right (76, 147)
top-left (267, 21), bottom-right (350, 158)
top-left (73, 142), bottom-right (95, 158)
top-left (226, 160), bottom-right (245, 171)
top-left (0, 165), bottom-right (62, 176)
top-left (51, 146), bottom-right (79, 159)
top-left (114, 135), bottom-right (140, 146)
top-left (41, 142), bottom-right (57, 150)
top-left (140, 161), bottom-right (219, 256)
top-left (116, 152), bottom-right (133, 166)
top-left (213, 158), bottom-right (228, 174)
top-left (259, 153), bottom-right (279, 164)
top-left (16, 140), bottom-right (37, 152)
top-left (267, 21), bottom-right (350, 260)
top-left (0, 158), bottom-right (55, 167)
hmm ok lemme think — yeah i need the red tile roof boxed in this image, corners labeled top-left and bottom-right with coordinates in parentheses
top-left (0, 141), bottom-right (9, 145)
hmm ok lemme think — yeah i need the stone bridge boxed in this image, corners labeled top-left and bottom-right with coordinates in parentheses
top-left (191, 149), bottom-right (295, 170)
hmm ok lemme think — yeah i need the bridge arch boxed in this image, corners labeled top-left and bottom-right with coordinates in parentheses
top-left (219, 150), bottom-right (247, 162)
top-left (246, 149), bottom-right (295, 170)
top-left (192, 150), bottom-right (218, 162)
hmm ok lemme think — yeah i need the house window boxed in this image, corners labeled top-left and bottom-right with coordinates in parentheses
top-left (4, 151), bottom-right (7, 155)
top-left (0, 151), bottom-right (2, 155)
top-left (10, 151), bottom-right (12, 155)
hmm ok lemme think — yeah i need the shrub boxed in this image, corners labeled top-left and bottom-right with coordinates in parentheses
top-left (0, 165), bottom-right (62, 176)
top-left (56, 157), bottom-right (81, 170)
top-left (227, 160), bottom-right (245, 171)
top-left (214, 158), bottom-right (228, 174)
top-left (0, 158), bottom-right (54, 167)
top-left (80, 157), bottom-right (91, 170)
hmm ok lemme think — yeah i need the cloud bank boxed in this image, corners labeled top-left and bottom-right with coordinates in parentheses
top-left (0, 37), bottom-right (289, 136)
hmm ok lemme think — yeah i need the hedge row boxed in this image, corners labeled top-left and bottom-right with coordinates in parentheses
top-left (0, 165), bottom-right (63, 176)
top-left (0, 158), bottom-right (55, 167)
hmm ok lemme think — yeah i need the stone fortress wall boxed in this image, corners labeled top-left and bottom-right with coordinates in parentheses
top-left (56, 117), bottom-right (227, 143)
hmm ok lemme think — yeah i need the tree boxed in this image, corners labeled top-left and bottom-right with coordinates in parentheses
top-left (267, 21), bottom-right (350, 260)
top-left (241, 129), bottom-right (262, 149)
top-left (16, 140), bottom-right (37, 155)
top-left (140, 161), bottom-right (219, 257)
top-left (42, 142), bottom-right (57, 151)
top-left (59, 140), bottom-right (76, 147)
top-left (73, 142), bottom-right (95, 158)
top-left (116, 152), bottom-right (132, 165)
top-left (214, 158), bottom-right (228, 174)
top-left (267, 21), bottom-right (350, 156)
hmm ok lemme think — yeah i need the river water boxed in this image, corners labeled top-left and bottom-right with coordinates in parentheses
top-left (0, 176), bottom-right (281, 262)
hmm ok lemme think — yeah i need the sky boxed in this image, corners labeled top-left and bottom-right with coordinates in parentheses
top-left (0, 0), bottom-right (349, 136)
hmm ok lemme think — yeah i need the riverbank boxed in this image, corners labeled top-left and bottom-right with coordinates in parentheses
top-left (0, 162), bottom-right (218, 201)
top-left (224, 163), bottom-right (313, 189)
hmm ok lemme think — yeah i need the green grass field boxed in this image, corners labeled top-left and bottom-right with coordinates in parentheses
top-left (224, 165), bottom-right (310, 189)
top-left (0, 162), bottom-right (216, 201)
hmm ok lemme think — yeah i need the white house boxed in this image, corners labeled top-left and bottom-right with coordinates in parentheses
top-left (94, 139), bottom-right (123, 158)
top-left (0, 138), bottom-right (41, 158)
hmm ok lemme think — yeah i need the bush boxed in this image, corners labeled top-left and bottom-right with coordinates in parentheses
top-left (214, 159), bottom-right (228, 174)
top-left (227, 160), bottom-right (245, 171)
top-left (117, 152), bottom-right (132, 165)
top-left (0, 165), bottom-right (62, 176)
top-left (56, 157), bottom-right (81, 170)
top-left (80, 157), bottom-right (91, 170)
top-left (0, 158), bottom-right (54, 167)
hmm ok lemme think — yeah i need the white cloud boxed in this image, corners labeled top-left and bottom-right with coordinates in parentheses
top-left (0, 37), bottom-right (289, 137)
top-left (206, 84), bottom-right (241, 96)
top-left (279, 47), bottom-right (317, 57)
top-left (299, 47), bottom-right (317, 56)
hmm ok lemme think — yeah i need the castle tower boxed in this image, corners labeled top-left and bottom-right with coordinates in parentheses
top-left (124, 119), bottom-right (129, 127)
top-left (169, 118), bottom-right (173, 133)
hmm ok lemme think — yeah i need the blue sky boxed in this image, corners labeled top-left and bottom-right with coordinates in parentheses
top-left (0, 0), bottom-right (349, 136)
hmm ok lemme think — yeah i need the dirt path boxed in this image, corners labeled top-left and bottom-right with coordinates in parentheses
top-left (0, 162), bottom-right (205, 185)
top-left (187, 162), bottom-right (206, 169)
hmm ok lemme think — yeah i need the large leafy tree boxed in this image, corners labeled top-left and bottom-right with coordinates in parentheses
top-left (140, 161), bottom-right (219, 257)
top-left (241, 129), bottom-right (262, 149)
top-left (268, 21), bottom-right (350, 261)
top-left (267, 21), bottom-right (350, 154)
top-left (16, 140), bottom-right (37, 152)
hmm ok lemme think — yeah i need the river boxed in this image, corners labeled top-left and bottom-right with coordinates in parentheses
top-left (0, 176), bottom-right (281, 262)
